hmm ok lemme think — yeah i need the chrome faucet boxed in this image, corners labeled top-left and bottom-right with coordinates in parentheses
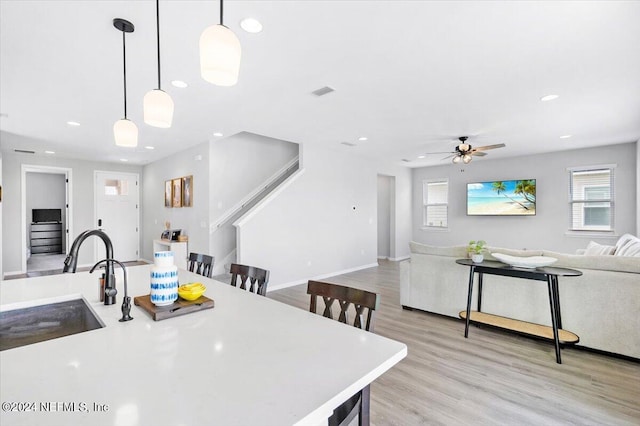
top-left (63, 229), bottom-right (116, 305)
top-left (90, 259), bottom-right (133, 322)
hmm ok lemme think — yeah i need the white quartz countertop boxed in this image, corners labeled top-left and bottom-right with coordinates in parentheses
top-left (0, 265), bottom-right (407, 426)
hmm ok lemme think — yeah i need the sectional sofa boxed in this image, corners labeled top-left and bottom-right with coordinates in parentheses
top-left (399, 236), bottom-right (640, 359)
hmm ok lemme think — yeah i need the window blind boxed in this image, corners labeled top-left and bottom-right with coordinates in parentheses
top-left (423, 180), bottom-right (448, 228)
top-left (569, 167), bottom-right (614, 231)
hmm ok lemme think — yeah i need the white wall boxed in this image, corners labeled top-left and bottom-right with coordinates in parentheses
top-left (209, 132), bottom-right (298, 222)
top-left (377, 175), bottom-right (391, 258)
top-left (411, 142), bottom-right (637, 253)
top-left (1, 150), bottom-right (142, 275)
top-left (0, 153), bottom-right (3, 278)
top-left (378, 164), bottom-right (412, 261)
top-left (236, 144), bottom-right (379, 289)
top-left (637, 140), bottom-right (640, 234)
top-left (141, 141), bottom-right (210, 262)
top-left (208, 132), bottom-right (299, 273)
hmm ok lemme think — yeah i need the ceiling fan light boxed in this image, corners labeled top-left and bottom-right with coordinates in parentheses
top-left (462, 154), bottom-right (472, 164)
top-left (114, 118), bottom-right (138, 147)
top-left (459, 143), bottom-right (471, 152)
top-left (199, 24), bottom-right (242, 86)
top-left (452, 156), bottom-right (462, 164)
top-left (144, 89), bottom-right (174, 128)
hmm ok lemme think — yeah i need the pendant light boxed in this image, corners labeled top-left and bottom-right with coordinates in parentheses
top-left (144, 0), bottom-right (174, 128)
top-left (199, 0), bottom-right (241, 86)
top-left (113, 18), bottom-right (138, 147)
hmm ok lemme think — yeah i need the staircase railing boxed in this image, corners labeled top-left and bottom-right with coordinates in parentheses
top-left (210, 156), bottom-right (299, 234)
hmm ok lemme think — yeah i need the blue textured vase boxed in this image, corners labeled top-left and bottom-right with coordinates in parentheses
top-left (150, 251), bottom-right (178, 306)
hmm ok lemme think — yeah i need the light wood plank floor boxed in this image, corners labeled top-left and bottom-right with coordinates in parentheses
top-left (268, 260), bottom-right (640, 425)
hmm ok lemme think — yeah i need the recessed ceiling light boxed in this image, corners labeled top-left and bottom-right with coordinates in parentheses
top-left (45, 150), bottom-right (55, 154)
top-left (559, 134), bottom-right (572, 139)
top-left (171, 80), bottom-right (188, 88)
top-left (67, 121), bottom-right (80, 126)
top-left (358, 137), bottom-right (368, 141)
top-left (540, 94), bottom-right (559, 102)
top-left (120, 158), bottom-right (128, 162)
top-left (240, 18), bottom-right (263, 33)
top-left (213, 132), bottom-right (223, 137)
top-left (418, 155), bottom-right (425, 159)
top-left (145, 146), bottom-right (155, 150)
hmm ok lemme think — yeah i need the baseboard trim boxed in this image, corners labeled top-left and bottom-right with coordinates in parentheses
top-left (268, 262), bottom-right (380, 292)
top-left (389, 255), bottom-right (410, 261)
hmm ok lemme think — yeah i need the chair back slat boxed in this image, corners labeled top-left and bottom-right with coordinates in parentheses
top-left (229, 263), bottom-right (270, 296)
top-left (307, 280), bottom-right (379, 331)
top-left (188, 253), bottom-right (215, 278)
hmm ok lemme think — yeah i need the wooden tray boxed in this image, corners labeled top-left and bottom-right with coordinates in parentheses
top-left (134, 294), bottom-right (214, 321)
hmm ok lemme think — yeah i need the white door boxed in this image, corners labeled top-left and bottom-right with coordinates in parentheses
top-left (95, 171), bottom-right (139, 262)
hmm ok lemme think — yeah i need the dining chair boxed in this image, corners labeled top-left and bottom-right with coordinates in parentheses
top-left (187, 252), bottom-right (214, 278)
top-left (229, 263), bottom-right (270, 296)
top-left (306, 280), bottom-right (380, 426)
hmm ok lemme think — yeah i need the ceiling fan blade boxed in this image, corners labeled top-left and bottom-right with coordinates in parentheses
top-left (474, 143), bottom-right (506, 151)
top-left (471, 151), bottom-right (487, 156)
top-left (441, 154), bottom-right (455, 161)
top-left (424, 151), bottom-right (456, 155)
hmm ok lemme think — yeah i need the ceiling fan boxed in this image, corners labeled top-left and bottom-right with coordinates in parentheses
top-left (425, 136), bottom-right (506, 164)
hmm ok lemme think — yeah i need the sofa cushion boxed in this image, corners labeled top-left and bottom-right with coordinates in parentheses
top-left (409, 242), bottom-right (469, 258)
top-left (584, 241), bottom-right (616, 256)
top-left (614, 234), bottom-right (640, 256)
top-left (542, 250), bottom-right (640, 273)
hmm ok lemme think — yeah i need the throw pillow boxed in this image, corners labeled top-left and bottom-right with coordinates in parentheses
top-left (584, 241), bottom-right (616, 256)
top-left (614, 236), bottom-right (640, 257)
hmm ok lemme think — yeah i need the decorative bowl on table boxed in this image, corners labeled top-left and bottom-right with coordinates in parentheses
top-left (178, 283), bottom-right (207, 301)
top-left (492, 253), bottom-right (558, 269)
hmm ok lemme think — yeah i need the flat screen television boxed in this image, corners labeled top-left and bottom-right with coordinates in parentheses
top-left (467, 179), bottom-right (536, 216)
top-left (32, 208), bottom-right (62, 223)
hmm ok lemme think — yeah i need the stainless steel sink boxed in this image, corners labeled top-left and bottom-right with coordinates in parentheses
top-left (0, 297), bottom-right (105, 351)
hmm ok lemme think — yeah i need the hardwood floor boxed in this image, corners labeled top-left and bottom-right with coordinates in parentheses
top-left (268, 260), bottom-right (640, 425)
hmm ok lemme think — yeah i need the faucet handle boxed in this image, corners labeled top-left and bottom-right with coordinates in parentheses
top-left (105, 288), bottom-right (118, 297)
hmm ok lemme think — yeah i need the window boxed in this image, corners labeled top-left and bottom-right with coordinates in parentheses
top-left (423, 179), bottom-right (448, 228)
top-left (568, 166), bottom-right (614, 231)
top-left (104, 179), bottom-right (129, 196)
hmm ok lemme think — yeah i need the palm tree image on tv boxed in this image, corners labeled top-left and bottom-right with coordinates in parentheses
top-left (467, 179), bottom-right (536, 215)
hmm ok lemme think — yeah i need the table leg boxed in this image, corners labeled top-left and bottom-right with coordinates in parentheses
top-left (552, 275), bottom-right (563, 330)
top-left (464, 266), bottom-right (475, 338)
top-left (547, 275), bottom-right (562, 364)
top-left (477, 273), bottom-right (483, 312)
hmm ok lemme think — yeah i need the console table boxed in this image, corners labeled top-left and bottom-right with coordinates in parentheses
top-left (456, 259), bottom-right (582, 364)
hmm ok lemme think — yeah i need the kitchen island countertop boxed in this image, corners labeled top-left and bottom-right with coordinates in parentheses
top-left (0, 265), bottom-right (407, 426)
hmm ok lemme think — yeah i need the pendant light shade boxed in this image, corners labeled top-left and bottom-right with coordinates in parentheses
top-left (144, 0), bottom-right (174, 127)
top-left (144, 89), bottom-right (174, 128)
top-left (114, 118), bottom-right (139, 147)
top-left (200, 0), bottom-right (241, 86)
top-left (113, 18), bottom-right (137, 147)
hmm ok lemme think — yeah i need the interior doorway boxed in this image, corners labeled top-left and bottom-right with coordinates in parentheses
top-left (377, 174), bottom-right (396, 260)
top-left (21, 165), bottom-right (72, 274)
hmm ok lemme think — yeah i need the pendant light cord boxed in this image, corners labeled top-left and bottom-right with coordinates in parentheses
top-left (156, 0), bottom-right (161, 90)
top-left (122, 30), bottom-right (128, 119)
top-left (220, 0), bottom-right (224, 26)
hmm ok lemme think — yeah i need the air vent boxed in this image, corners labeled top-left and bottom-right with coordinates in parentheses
top-left (312, 86), bottom-right (335, 97)
top-left (341, 142), bottom-right (356, 147)
top-left (15, 149), bottom-right (35, 154)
